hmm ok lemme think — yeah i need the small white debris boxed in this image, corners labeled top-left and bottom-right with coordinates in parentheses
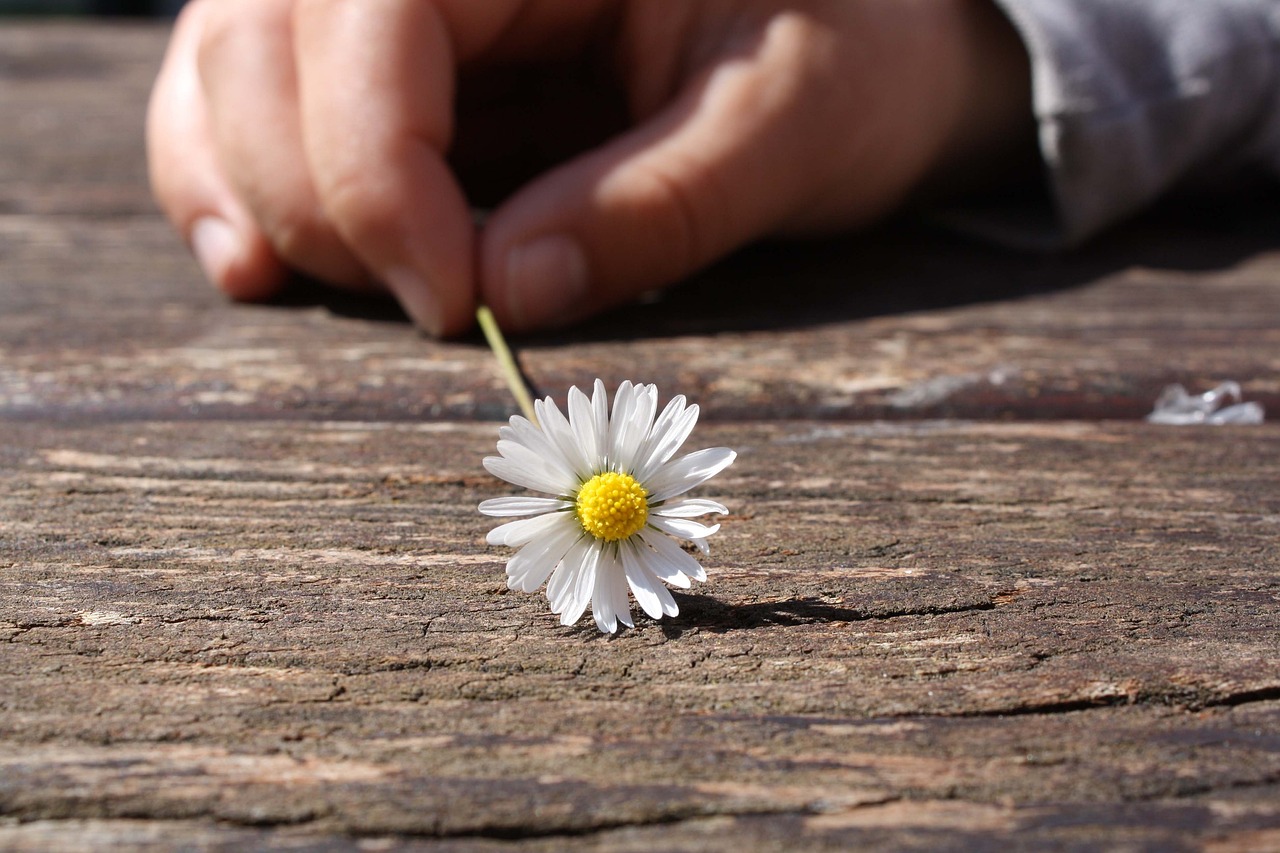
top-left (1146, 382), bottom-right (1264, 425)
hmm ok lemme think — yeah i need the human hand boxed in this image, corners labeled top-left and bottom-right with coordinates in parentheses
top-left (147, 0), bottom-right (1031, 336)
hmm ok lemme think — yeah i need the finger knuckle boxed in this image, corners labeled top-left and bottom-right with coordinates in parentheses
top-left (317, 169), bottom-right (402, 250)
top-left (193, 3), bottom-right (239, 78)
top-left (620, 158), bottom-right (726, 281)
top-left (259, 209), bottom-right (322, 266)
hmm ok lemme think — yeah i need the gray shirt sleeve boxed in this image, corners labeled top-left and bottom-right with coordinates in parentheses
top-left (979, 0), bottom-right (1280, 246)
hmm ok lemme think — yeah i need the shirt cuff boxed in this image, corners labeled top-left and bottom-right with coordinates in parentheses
top-left (974, 0), bottom-right (1280, 247)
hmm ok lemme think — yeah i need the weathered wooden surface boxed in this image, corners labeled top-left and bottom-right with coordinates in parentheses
top-left (3, 22), bottom-right (1280, 852)
top-left (4, 420), bottom-right (1280, 850)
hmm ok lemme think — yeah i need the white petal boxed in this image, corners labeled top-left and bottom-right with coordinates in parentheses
top-left (634, 531), bottom-right (690, 588)
top-left (497, 411), bottom-right (532, 435)
top-left (501, 416), bottom-right (580, 483)
top-left (483, 455), bottom-right (570, 494)
top-left (605, 381), bottom-right (634, 467)
top-left (602, 553), bottom-right (634, 630)
top-left (612, 381), bottom-right (634, 419)
top-left (561, 543), bottom-right (600, 627)
top-left (487, 512), bottom-right (569, 548)
top-left (497, 414), bottom-right (576, 480)
top-left (612, 383), bottom-right (657, 474)
top-left (630, 396), bottom-right (681, 475)
top-left (621, 539), bottom-right (678, 619)
top-left (546, 564), bottom-right (575, 613)
top-left (649, 515), bottom-right (721, 542)
top-left (547, 536), bottom-right (593, 612)
top-left (568, 384), bottom-right (603, 469)
top-left (591, 573), bottom-right (615, 634)
top-left (691, 537), bottom-right (711, 556)
top-left (634, 400), bottom-right (699, 482)
top-left (644, 396), bottom-right (688, 455)
top-left (478, 496), bottom-right (571, 518)
top-left (629, 549), bottom-right (682, 618)
top-left (591, 551), bottom-right (621, 634)
top-left (646, 447), bottom-right (737, 502)
top-left (652, 498), bottom-right (728, 518)
top-left (591, 379), bottom-right (610, 464)
top-left (606, 568), bottom-right (632, 627)
top-left (496, 437), bottom-right (577, 491)
top-left (536, 396), bottom-right (591, 480)
top-left (639, 528), bottom-right (707, 585)
top-left (484, 454), bottom-right (572, 497)
top-left (505, 519), bottom-right (582, 592)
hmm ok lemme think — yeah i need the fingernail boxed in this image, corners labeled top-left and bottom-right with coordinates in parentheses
top-left (383, 266), bottom-right (444, 337)
top-left (504, 235), bottom-right (589, 329)
top-left (190, 216), bottom-right (239, 285)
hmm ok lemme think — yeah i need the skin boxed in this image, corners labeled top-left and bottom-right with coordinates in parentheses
top-left (147, 0), bottom-right (1034, 337)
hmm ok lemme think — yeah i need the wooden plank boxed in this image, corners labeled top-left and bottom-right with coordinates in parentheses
top-left (2, 420), bottom-right (1279, 848)
top-left (5, 212), bottom-right (1280, 424)
top-left (0, 23), bottom-right (161, 217)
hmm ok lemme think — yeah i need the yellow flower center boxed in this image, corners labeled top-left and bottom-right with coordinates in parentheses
top-left (575, 471), bottom-right (649, 542)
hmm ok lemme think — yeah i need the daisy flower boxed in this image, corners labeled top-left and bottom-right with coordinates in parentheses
top-left (479, 380), bottom-right (736, 633)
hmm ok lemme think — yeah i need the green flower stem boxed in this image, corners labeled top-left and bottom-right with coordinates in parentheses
top-left (476, 305), bottom-right (538, 424)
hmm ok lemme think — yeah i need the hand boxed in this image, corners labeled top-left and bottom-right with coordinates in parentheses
top-left (147, 0), bottom-right (1031, 336)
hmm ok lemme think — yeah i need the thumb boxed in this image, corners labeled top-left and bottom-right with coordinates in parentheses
top-left (479, 49), bottom-right (823, 332)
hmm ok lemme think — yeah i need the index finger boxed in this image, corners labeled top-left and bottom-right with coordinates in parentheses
top-left (292, 0), bottom-right (482, 336)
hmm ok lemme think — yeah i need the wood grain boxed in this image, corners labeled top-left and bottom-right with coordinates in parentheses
top-left (2, 22), bottom-right (1280, 851)
top-left (3, 420), bottom-right (1280, 849)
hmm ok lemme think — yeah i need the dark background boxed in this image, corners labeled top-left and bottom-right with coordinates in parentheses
top-left (0, 1), bottom-right (183, 15)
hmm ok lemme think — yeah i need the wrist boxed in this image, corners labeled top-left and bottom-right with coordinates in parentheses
top-left (779, 0), bottom-right (1037, 232)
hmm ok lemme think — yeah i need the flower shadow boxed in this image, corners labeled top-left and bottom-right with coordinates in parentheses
top-left (659, 593), bottom-right (875, 638)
